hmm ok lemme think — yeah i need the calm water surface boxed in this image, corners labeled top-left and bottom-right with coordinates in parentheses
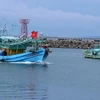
top-left (0, 48), bottom-right (100, 100)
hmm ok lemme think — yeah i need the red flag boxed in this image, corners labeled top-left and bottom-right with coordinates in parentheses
top-left (31, 31), bottom-right (38, 38)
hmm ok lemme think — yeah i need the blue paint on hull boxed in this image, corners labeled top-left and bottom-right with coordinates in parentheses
top-left (0, 49), bottom-right (48, 62)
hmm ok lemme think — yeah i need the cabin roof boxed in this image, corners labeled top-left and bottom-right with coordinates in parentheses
top-left (0, 36), bottom-right (19, 40)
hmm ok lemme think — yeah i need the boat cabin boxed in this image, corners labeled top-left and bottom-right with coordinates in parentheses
top-left (0, 36), bottom-right (19, 43)
top-left (0, 38), bottom-right (45, 55)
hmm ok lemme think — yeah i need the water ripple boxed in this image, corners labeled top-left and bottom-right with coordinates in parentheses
top-left (0, 82), bottom-right (48, 100)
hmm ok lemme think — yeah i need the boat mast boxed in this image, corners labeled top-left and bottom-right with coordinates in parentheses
top-left (0, 24), bottom-right (8, 36)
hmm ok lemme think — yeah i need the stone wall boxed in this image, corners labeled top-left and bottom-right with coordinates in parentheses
top-left (42, 39), bottom-right (100, 49)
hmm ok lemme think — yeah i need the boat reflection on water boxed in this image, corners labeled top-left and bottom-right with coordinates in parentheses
top-left (27, 63), bottom-right (48, 100)
top-left (28, 83), bottom-right (48, 100)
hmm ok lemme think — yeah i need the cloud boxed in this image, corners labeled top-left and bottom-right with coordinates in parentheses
top-left (0, 0), bottom-right (100, 37)
top-left (0, 0), bottom-right (100, 22)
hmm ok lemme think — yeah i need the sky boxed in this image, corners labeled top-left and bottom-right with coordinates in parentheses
top-left (0, 0), bottom-right (100, 37)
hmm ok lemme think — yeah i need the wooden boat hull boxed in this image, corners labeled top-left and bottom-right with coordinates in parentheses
top-left (0, 48), bottom-right (48, 62)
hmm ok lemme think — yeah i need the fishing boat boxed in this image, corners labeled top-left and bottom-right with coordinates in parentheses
top-left (0, 19), bottom-right (51, 62)
top-left (0, 37), bottom-right (50, 62)
top-left (83, 44), bottom-right (100, 59)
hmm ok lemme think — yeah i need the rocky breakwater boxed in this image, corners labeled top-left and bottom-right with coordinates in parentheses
top-left (43, 39), bottom-right (100, 49)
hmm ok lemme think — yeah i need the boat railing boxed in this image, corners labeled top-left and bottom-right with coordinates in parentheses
top-left (93, 44), bottom-right (100, 48)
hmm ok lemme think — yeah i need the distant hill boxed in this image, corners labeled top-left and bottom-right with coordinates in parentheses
top-left (80, 36), bottom-right (100, 39)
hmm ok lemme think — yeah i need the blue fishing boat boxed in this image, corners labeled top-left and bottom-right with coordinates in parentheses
top-left (0, 19), bottom-right (51, 62)
top-left (0, 48), bottom-right (48, 62)
top-left (0, 37), bottom-right (50, 62)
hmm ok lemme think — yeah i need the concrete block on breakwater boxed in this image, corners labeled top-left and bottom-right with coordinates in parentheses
top-left (42, 39), bottom-right (100, 49)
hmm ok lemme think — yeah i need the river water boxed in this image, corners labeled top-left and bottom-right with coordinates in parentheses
top-left (0, 48), bottom-right (100, 100)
